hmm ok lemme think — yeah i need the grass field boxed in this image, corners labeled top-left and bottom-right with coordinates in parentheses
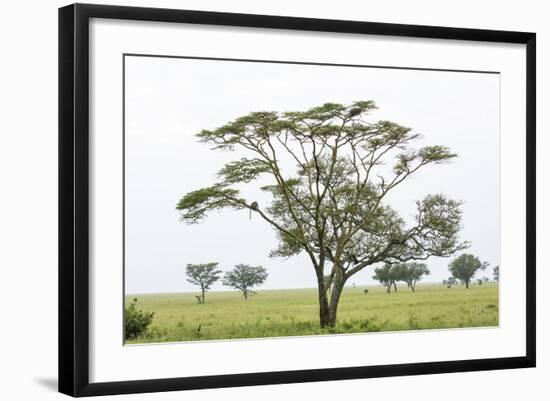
top-left (125, 283), bottom-right (499, 344)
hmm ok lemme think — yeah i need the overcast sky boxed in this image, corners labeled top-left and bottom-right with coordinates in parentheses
top-left (124, 55), bottom-right (499, 294)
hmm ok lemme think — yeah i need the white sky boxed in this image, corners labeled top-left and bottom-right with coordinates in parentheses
top-left (124, 55), bottom-right (499, 294)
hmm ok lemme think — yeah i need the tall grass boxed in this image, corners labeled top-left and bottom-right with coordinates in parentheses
top-left (125, 283), bottom-right (498, 344)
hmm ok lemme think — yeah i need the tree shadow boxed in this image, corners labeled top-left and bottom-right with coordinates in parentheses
top-left (35, 377), bottom-right (57, 392)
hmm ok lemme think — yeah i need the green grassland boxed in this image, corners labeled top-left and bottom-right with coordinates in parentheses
top-left (125, 283), bottom-right (499, 344)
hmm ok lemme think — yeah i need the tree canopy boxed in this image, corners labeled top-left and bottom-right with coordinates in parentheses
top-left (185, 263), bottom-right (222, 303)
top-left (222, 264), bottom-right (268, 299)
top-left (373, 262), bottom-right (430, 292)
top-left (373, 263), bottom-right (401, 293)
top-left (448, 254), bottom-right (487, 289)
top-left (177, 101), bottom-right (467, 327)
top-left (398, 262), bottom-right (430, 292)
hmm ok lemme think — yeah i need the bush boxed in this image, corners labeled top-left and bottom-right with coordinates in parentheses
top-left (125, 298), bottom-right (154, 341)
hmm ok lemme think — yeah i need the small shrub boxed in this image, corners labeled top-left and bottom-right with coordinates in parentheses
top-left (125, 298), bottom-right (154, 341)
top-left (358, 319), bottom-right (381, 332)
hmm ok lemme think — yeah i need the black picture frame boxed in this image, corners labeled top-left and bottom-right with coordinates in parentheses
top-left (59, 3), bottom-right (536, 397)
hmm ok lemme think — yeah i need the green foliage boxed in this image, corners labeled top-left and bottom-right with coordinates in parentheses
top-left (372, 262), bottom-right (430, 292)
top-left (179, 100), bottom-right (466, 265)
top-left (449, 254), bottom-right (487, 289)
top-left (218, 158), bottom-right (271, 184)
top-left (372, 264), bottom-right (400, 292)
top-left (222, 264), bottom-right (268, 299)
top-left (176, 186), bottom-right (243, 223)
top-left (397, 262), bottom-right (430, 291)
top-left (124, 284), bottom-right (499, 343)
top-left (124, 298), bottom-right (154, 341)
top-left (185, 263), bottom-right (222, 303)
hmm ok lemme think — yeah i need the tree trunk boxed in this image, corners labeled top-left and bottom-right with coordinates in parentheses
top-left (201, 287), bottom-right (205, 303)
top-left (327, 272), bottom-right (346, 328)
top-left (465, 280), bottom-right (470, 289)
top-left (316, 272), bottom-right (331, 328)
top-left (393, 281), bottom-right (397, 292)
top-left (316, 267), bottom-right (347, 328)
top-left (411, 280), bottom-right (416, 292)
top-left (243, 290), bottom-right (248, 300)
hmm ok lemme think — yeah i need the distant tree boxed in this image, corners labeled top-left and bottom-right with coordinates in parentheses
top-left (124, 298), bottom-right (154, 341)
top-left (223, 264), bottom-right (268, 299)
top-left (493, 265), bottom-right (499, 282)
top-left (447, 276), bottom-right (458, 286)
top-left (392, 263), bottom-right (408, 291)
top-left (400, 262), bottom-right (430, 292)
top-left (373, 262), bottom-right (430, 292)
top-left (448, 254), bottom-right (487, 289)
top-left (177, 101), bottom-right (467, 328)
top-left (373, 263), bottom-right (399, 293)
top-left (185, 263), bottom-right (222, 303)
top-left (477, 278), bottom-right (483, 286)
top-left (442, 279), bottom-right (448, 286)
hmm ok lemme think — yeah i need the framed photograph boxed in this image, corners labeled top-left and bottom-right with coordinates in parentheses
top-left (59, 3), bottom-right (536, 397)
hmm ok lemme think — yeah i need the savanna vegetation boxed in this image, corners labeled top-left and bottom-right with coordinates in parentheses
top-left (124, 298), bottom-right (155, 340)
top-left (125, 283), bottom-right (498, 343)
top-left (124, 101), bottom-right (500, 343)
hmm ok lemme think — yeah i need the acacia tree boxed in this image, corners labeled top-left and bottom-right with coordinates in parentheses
top-left (373, 263), bottom-right (399, 293)
top-left (185, 263), bottom-right (222, 303)
top-left (223, 264), bottom-right (268, 299)
top-left (373, 262), bottom-right (430, 292)
top-left (400, 262), bottom-right (430, 292)
top-left (177, 101), bottom-right (467, 328)
top-left (448, 254), bottom-right (487, 289)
